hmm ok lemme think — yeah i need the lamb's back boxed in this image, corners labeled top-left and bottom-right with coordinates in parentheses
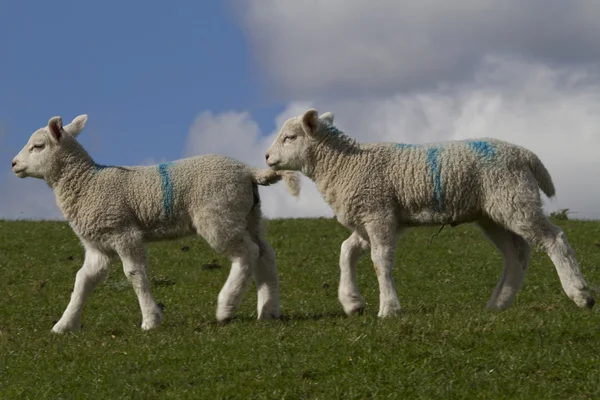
top-left (72, 154), bottom-right (256, 242)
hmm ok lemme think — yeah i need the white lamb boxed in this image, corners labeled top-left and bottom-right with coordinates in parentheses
top-left (265, 108), bottom-right (594, 317)
top-left (11, 114), bottom-right (300, 333)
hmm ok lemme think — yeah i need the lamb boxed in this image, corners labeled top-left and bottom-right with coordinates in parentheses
top-left (11, 114), bottom-right (300, 333)
top-left (265, 108), bottom-right (594, 318)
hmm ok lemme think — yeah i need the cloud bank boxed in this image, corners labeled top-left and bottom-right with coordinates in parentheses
top-left (237, 0), bottom-right (600, 99)
top-left (184, 57), bottom-right (600, 219)
top-left (228, 0), bottom-right (600, 219)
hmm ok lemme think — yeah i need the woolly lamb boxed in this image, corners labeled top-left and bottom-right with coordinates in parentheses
top-left (12, 114), bottom-right (300, 333)
top-left (265, 108), bottom-right (594, 317)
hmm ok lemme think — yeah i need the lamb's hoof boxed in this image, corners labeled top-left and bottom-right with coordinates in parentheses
top-left (216, 309), bottom-right (235, 324)
top-left (141, 320), bottom-right (161, 331)
top-left (216, 316), bottom-right (235, 326)
top-left (51, 321), bottom-right (81, 334)
top-left (585, 297), bottom-right (595, 309)
top-left (257, 311), bottom-right (280, 321)
top-left (140, 310), bottom-right (163, 331)
top-left (340, 294), bottom-right (365, 316)
top-left (377, 304), bottom-right (402, 318)
top-left (347, 306), bottom-right (364, 316)
top-left (573, 292), bottom-right (595, 309)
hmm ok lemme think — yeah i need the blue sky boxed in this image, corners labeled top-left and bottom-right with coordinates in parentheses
top-left (2, 1), bottom-right (600, 219)
top-left (0, 0), bottom-right (281, 167)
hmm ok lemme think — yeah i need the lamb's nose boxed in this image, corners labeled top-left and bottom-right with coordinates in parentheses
top-left (11, 161), bottom-right (16, 168)
top-left (265, 154), bottom-right (270, 161)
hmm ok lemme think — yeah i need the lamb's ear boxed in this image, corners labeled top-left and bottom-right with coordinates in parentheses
top-left (47, 116), bottom-right (65, 143)
top-left (301, 109), bottom-right (319, 137)
top-left (63, 114), bottom-right (88, 137)
top-left (320, 112), bottom-right (334, 125)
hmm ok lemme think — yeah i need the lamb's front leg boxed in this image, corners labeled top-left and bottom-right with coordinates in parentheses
top-left (366, 223), bottom-right (402, 318)
top-left (118, 246), bottom-right (162, 330)
top-left (52, 245), bottom-right (112, 333)
top-left (338, 231), bottom-right (370, 315)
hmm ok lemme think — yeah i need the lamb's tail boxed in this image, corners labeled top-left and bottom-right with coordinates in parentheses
top-left (251, 168), bottom-right (301, 197)
top-left (523, 149), bottom-right (556, 198)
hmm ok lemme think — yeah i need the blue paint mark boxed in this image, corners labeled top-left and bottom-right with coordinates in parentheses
top-left (426, 146), bottom-right (444, 212)
top-left (324, 124), bottom-right (343, 136)
top-left (95, 163), bottom-right (110, 171)
top-left (158, 163), bottom-right (174, 217)
top-left (396, 143), bottom-right (419, 149)
top-left (467, 140), bottom-right (496, 160)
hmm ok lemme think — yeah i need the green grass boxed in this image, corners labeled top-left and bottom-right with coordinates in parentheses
top-left (1, 218), bottom-right (600, 399)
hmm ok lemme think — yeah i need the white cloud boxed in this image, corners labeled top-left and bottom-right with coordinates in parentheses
top-left (236, 0), bottom-right (600, 99)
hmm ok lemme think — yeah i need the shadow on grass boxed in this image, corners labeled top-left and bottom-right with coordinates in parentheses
top-left (191, 311), bottom-right (348, 331)
top-left (279, 311), bottom-right (348, 321)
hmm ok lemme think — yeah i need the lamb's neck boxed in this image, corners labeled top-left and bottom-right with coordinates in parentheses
top-left (306, 141), bottom-right (359, 204)
top-left (50, 153), bottom-right (98, 221)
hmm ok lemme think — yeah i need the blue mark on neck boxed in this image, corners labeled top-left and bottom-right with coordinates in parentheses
top-left (467, 140), bottom-right (496, 160)
top-left (95, 163), bottom-right (110, 172)
top-left (158, 163), bottom-right (174, 217)
top-left (426, 147), bottom-right (444, 212)
top-left (324, 124), bottom-right (343, 136)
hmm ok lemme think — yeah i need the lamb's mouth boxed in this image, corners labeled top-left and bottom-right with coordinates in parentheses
top-left (266, 161), bottom-right (281, 169)
top-left (13, 168), bottom-right (26, 177)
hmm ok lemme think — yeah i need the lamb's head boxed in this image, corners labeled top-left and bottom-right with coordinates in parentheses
top-left (265, 109), bottom-right (334, 171)
top-left (12, 114), bottom-right (88, 180)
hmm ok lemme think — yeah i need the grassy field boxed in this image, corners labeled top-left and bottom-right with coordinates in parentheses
top-left (1, 218), bottom-right (599, 399)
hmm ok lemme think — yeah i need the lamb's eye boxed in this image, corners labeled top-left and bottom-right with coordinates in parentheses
top-left (284, 135), bottom-right (297, 144)
top-left (30, 144), bottom-right (45, 152)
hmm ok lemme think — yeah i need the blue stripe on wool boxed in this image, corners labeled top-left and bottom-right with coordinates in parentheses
top-left (467, 140), bottom-right (496, 160)
top-left (396, 143), bottom-right (419, 149)
top-left (95, 163), bottom-right (109, 171)
top-left (324, 124), bottom-right (343, 136)
top-left (426, 146), bottom-right (444, 211)
top-left (158, 163), bottom-right (174, 217)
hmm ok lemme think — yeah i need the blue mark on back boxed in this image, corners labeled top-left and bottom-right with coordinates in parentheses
top-left (158, 163), bottom-right (174, 217)
top-left (426, 146), bottom-right (444, 212)
top-left (396, 143), bottom-right (419, 150)
top-left (466, 140), bottom-right (496, 161)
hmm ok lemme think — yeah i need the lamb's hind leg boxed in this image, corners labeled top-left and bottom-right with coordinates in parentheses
top-left (253, 236), bottom-right (280, 320)
top-left (338, 231), bottom-right (370, 315)
top-left (52, 244), bottom-right (112, 333)
top-left (519, 218), bottom-right (593, 308)
top-left (493, 204), bottom-right (594, 309)
top-left (117, 245), bottom-right (162, 330)
top-left (477, 219), bottom-right (531, 310)
top-left (215, 233), bottom-right (260, 322)
top-left (366, 222), bottom-right (402, 318)
top-left (245, 206), bottom-right (280, 320)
